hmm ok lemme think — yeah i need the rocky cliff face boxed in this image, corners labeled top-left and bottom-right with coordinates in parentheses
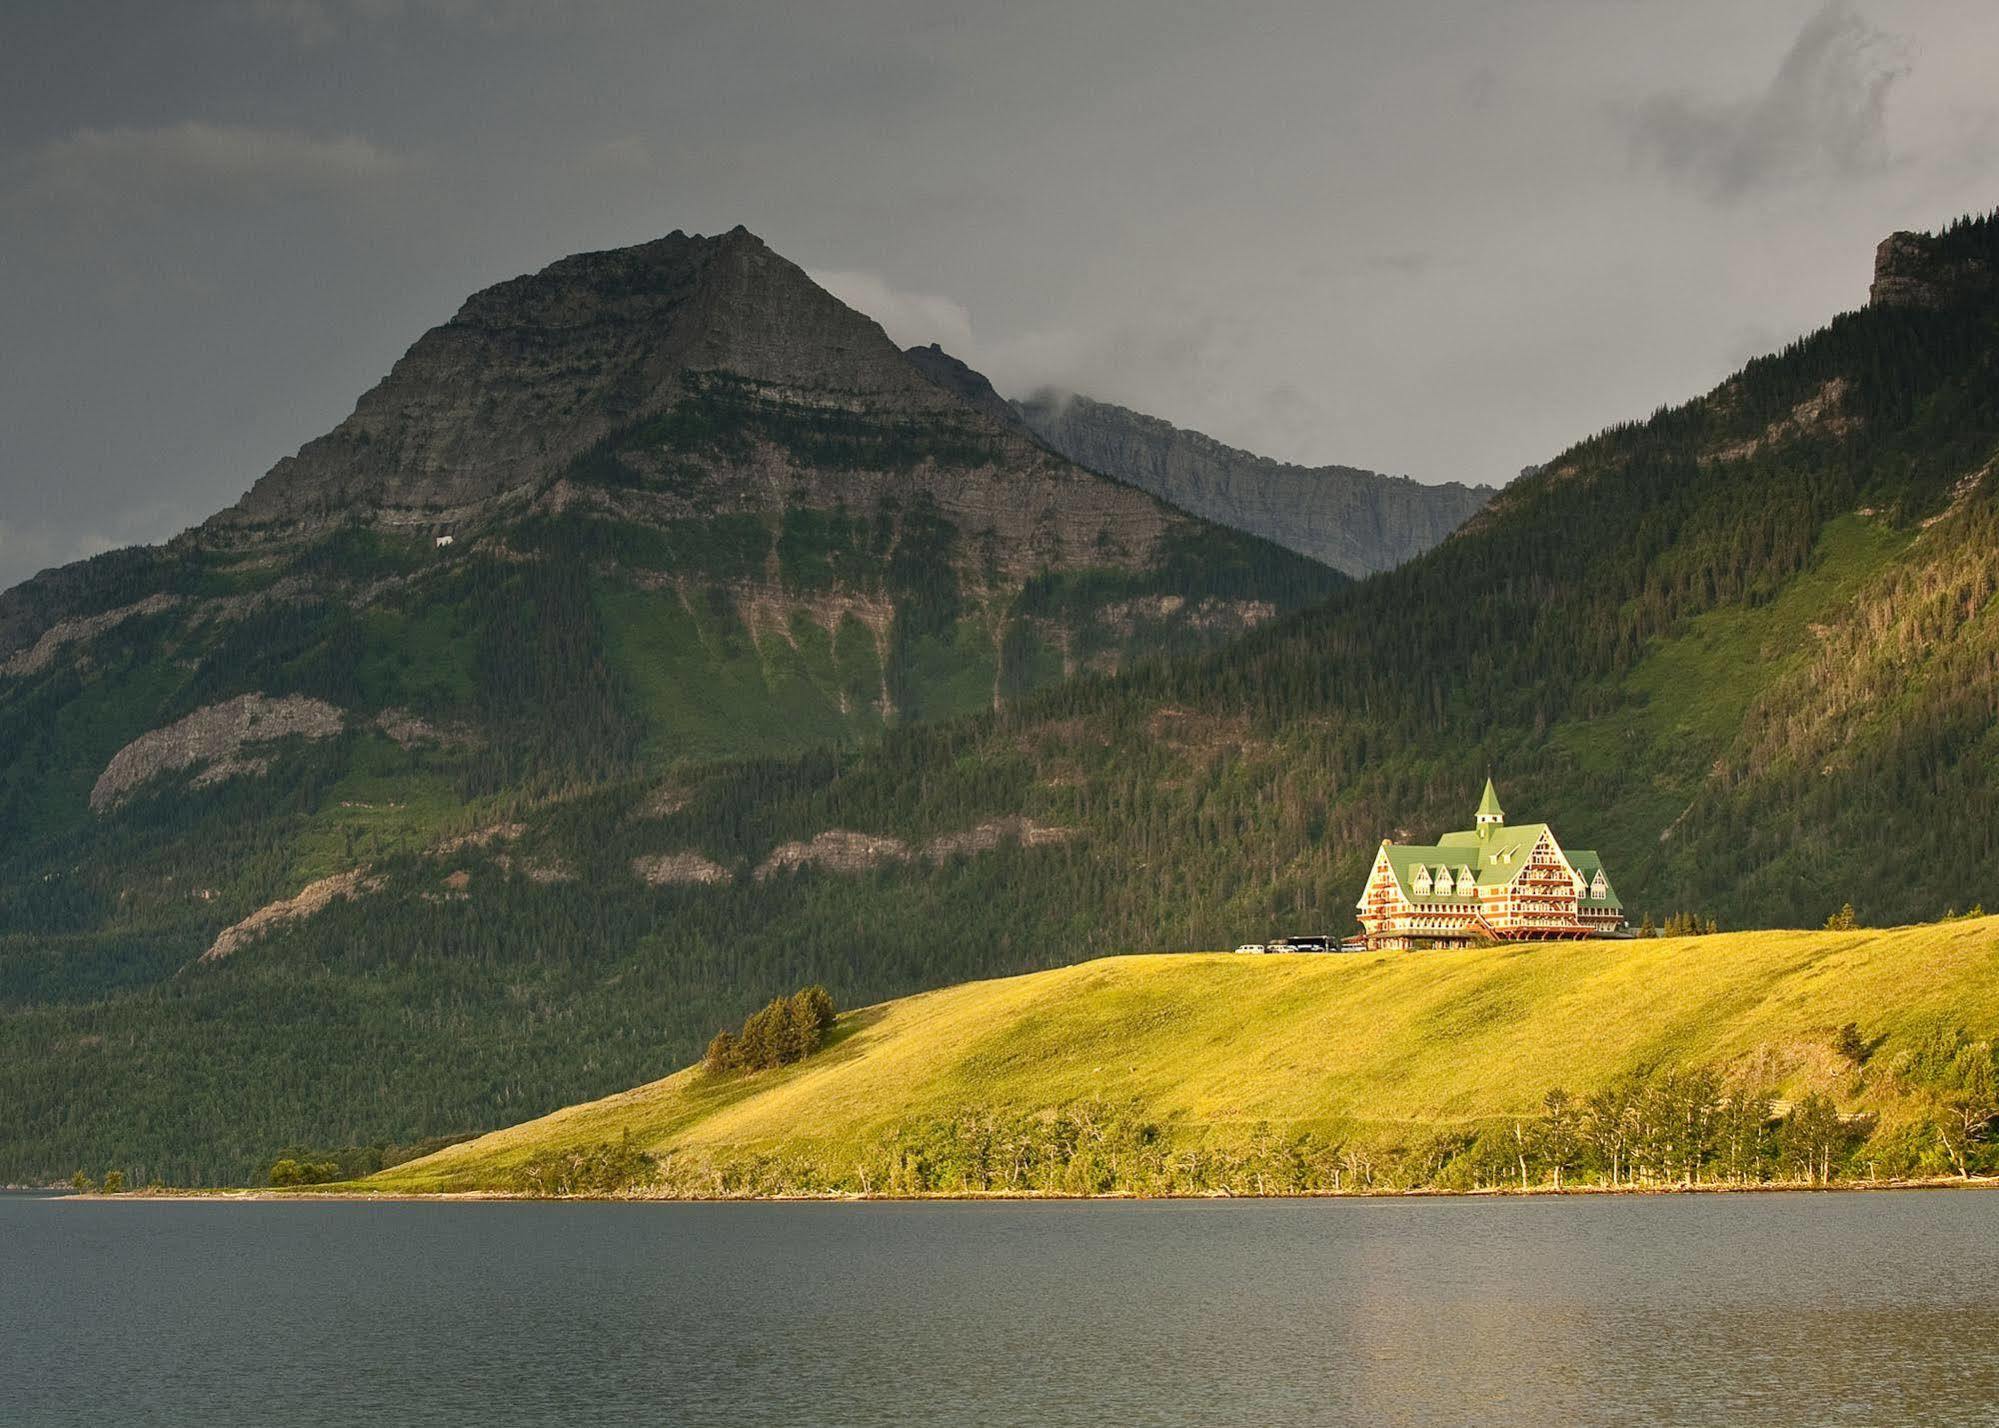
top-left (1012, 392), bottom-right (1491, 577)
top-left (1869, 229), bottom-right (1996, 310)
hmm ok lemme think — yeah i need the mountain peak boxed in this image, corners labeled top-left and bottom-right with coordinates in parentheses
top-left (216, 227), bottom-right (959, 532)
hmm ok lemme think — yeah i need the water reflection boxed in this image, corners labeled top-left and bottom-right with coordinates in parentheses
top-left (4, 1191), bottom-right (1996, 1426)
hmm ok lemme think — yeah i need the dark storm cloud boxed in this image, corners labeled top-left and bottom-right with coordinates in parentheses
top-left (1627, 1), bottom-right (1909, 201)
top-left (2, 0), bottom-right (1997, 592)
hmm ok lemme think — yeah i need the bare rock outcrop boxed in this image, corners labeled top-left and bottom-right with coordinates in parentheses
top-left (755, 819), bottom-right (1078, 879)
top-left (199, 868), bottom-right (380, 963)
top-left (755, 830), bottom-right (911, 880)
top-left (374, 707), bottom-right (478, 750)
top-left (921, 817), bottom-right (1075, 860)
top-left (0, 593), bottom-right (181, 678)
top-left (1870, 230), bottom-right (1995, 310)
top-left (91, 693), bottom-right (345, 811)
top-left (429, 822), bottom-right (525, 856)
top-left (1703, 378), bottom-right (1859, 464)
top-left (1095, 594), bottom-right (1276, 637)
top-left (632, 851), bottom-right (735, 887)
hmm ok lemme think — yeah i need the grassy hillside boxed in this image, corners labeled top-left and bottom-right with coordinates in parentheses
top-left (372, 917), bottom-right (1999, 1196)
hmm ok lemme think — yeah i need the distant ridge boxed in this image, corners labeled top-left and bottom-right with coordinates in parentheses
top-left (1013, 389), bottom-right (1493, 576)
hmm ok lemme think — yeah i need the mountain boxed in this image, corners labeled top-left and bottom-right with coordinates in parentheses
top-left (7, 229), bottom-right (1337, 750)
top-left (1013, 390), bottom-right (1494, 576)
top-left (0, 228), bottom-right (1341, 1184)
top-left (10, 210), bottom-right (1999, 1189)
top-left (372, 917), bottom-right (1999, 1196)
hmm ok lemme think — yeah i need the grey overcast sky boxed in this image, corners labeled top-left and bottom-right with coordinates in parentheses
top-left (4, 0), bottom-right (1998, 592)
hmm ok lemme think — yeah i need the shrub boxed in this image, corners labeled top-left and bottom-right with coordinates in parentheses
top-left (267, 1156), bottom-right (341, 1187)
top-left (1833, 1022), bottom-right (1868, 1064)
top-left (511, 1132), bottom-right (656, 1197)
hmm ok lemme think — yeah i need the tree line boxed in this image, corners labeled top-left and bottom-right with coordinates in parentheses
top-left (498, 1029), bottom-right (1999, 1198)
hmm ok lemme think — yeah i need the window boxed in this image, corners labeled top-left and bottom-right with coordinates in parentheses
top-left (1412, 867), bottom-right (1431, 896)
top-left (1591, 871), bottom-right (1608, 900)
top-left (1434, 867), bottom-right (1454, 894)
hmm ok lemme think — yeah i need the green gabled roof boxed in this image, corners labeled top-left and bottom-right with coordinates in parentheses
top-left (1566, 849), bottom-right (1624, 909)
top-left (1376, 823), bottom-right (1558, 901)
top-left (1476, 777), bottom-right (1504, 820)
top-left (1369, 807), bottom-right (1624, 910)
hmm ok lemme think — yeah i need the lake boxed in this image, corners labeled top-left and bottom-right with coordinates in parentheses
top-left (4, 1190), bottom-right (1997, 1426)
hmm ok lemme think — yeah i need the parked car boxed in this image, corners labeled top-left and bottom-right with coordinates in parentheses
top-left (1268, 935), bottom-right (1333, 953)
top-left (1233, 943), bottom-right (1268, 955)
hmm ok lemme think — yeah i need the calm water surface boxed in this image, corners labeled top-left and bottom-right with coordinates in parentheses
top-left (4, 1190), bottom-right (1997, 1426)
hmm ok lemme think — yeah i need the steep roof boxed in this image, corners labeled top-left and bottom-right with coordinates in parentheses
top-left (1376, 823), bottom-right (1557, 901)
top-left (1364, 780), bottom-right (1623, 911)
top-left (1566, 849), bottom-right (1623, 910)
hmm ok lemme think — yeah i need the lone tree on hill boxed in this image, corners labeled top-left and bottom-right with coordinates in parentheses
top-left (705, 986), bottom-right (839, 1073)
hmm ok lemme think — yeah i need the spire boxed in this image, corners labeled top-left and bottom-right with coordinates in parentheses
top-left (1476, 777), bottom-right (1505, 838)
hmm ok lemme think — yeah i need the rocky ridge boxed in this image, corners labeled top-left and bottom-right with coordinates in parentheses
top-left (1012, 391), bottom-right (1491, 577)
top-left (1870, 229), bottom-right (1996, 310)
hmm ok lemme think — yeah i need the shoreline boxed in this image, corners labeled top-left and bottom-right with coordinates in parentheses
top-left (50, 1173), bottom-right (1999, 1204)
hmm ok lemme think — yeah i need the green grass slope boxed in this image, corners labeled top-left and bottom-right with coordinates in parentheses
top-left (372, 917), bottom-right (1999, 1195)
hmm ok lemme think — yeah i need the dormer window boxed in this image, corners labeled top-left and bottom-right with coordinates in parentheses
top-left (1457, 865), bottom-right (1474, 889)
top-left (1412, 867), bottom-right (1432, 896)
top-left (1591, 870), bottom-right (1608, 900)
top-left (1434, 867), bottom-right (1454, 895)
